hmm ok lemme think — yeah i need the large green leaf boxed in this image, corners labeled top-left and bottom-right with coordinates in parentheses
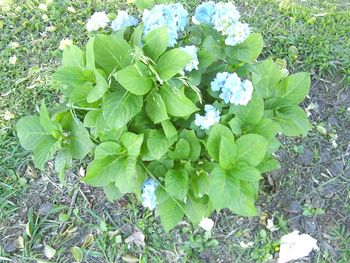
top-left (208, 166), bottom-right (240, 210)
top-left (83, 156), bottom-right (122, 187)
top-left (121, 132), bottom-right (143, 156)
top-left (55, 149), bottom-right (72, 183)
top-left (251, 118), bottom-right (281, 139)
top-left (94, 141), bottom-right (122, 159)
top-left (161, 120), bottom-right (178, 138)
top-left (67, 83), bottom-right (94, 108)
top-left (274, 72), bottom-right (310, 105)
top-left (156, 49), bottom-right (192, 81)
top-left (33, 136), bottom-right (59, 170)
top-left (230, 181), bottom-right (258, 216)
top-left (275, 105), bottom-right (311, 137)
top-left (114, 63), bottom-right (153, 95)
top-left (236, 134), bottom-right (268, 167)
top-left (61, 113), bottom-right (94, 160)
top-left (143, 27), bottom-right (168, 61)
top-left (219, 136), bottom-right (236, 169)
top-left (39, 101), bottom-right (62, 136)
top-left (230, 162), bottom-right (262, 182)
top-left (16, 116), bottom-right (51, 151)
top-left (257, 157), bottom-right (281, 173)
top-left (165, 168), bottom-right (189, 201)
top-left (87, 71), bottom-right (109, 103)
top-left (103, 182), bottom-right (123, 202)
top-left (236, 94), bottom-right (264, 125)
top-left (179, 129), bottom-right (201, 162)
top-left (160, 85), bottom-right (198, 117)
top-left (53, 67), bottom-right (94, 91)
top-left (225, 33), bottom-right (263, 63)
top-left (85, 37), bottom-right (95, 70)
top-left (207, 124), bottom-right (235, 162)
top-left (156, 188), bottom-right (184, 232)
top-left (103, 90), bottom-right (143, 129)
top-left (168, 138), bottom-right (190, 160)
top-left (94, 34), bottom-right (132, 75)
top-left (252, 58), bottom-right (282, 98)
top-left (62, 45), bottom-right (84, 68)
top-left (145, 92), bottom-right (169, 123)
top-left (185, 194), bottom-right (210, 225)
top-left (147, 130), bottom-right (173, 160)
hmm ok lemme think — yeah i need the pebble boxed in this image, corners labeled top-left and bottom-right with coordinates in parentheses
top-left (320, 184), bottom-right (337, 198)
top-left (38, 203), bottom-right (53, 216)
top-left (284, 200), bottom-right (302, 213)
top-left (302, 217), bottom-right (317, 234)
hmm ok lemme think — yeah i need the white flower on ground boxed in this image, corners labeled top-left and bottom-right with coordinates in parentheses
top-left (278, 231), bottom-right (319, 263)
top-left (9, 42), bottom-right (19, 49)
top-left (3, 110), bottom-right (15, 121)
top-left (199, 218), bottom-right (214, 231)
top-left (45, 26), bottom-right (56, 32)
top-left (239, 241), bottom-right (254, 248)
top-left (141, 179), bottom-right (158, 210)
top-left (194, 105), bottom-right (221, 130)
top-left (42, 14), bottom-right (49, 21)
top-left (266, 218), bottom-right (279, 232)
top-left (180, 45), bottom-right (199, 72)
top-left (86, 11), bottom-right (110, 32)
top-left (59, 38), bottom-right (73, 50)
top-left (9, 55), bottom-right (17, 65)
top-left (38, 3), bottom-right (47, 12)
top-left (67, 6), bottom-right (76, 13)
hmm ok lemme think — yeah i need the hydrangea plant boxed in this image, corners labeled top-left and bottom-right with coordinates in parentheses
top-left (16, 1), bottom-right (311, 232)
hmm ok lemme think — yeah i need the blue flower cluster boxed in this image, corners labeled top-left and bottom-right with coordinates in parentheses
top-left (194, 105), bottom-right (221, 130)
top-left (211, 72), bottom-right (253, 105)
top-left (111, 10), bottom-right (138, 32)
top-left (193, 1), bottom-right (250, 46)
top-left (142, 3), bottom-right (189, 47)
top-left (180, 45), bottom-right (199, 72)
top-left (141, 178), bottom-right (158, 210)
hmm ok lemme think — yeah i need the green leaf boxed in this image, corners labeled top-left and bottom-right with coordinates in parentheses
top-left (207, 124), bottom-right (235, 162)
top-left (146, 92), bottom-right (169, 123)
top-left (61, 113), bottom-right (94, 160)
top-left (39, 101), bottom-right (61, 136)
top-left (147, 130), bottom-right (173, 160)
top-left (225, 33), bottom-right (263, 63)
top-left (55, 149), bottom-right (72, 183)
top-left (230, 162), bottom-right (262, 182)
top-left (53, 67), bottom-right (94, 90)
top-left (185, 194), bottom-right (210, 225)
top-left (165, 168), bottom-right (189, 201)
top-left (87, 71), bottom-right (109, 103)
top-left (86, 37), bottom-right (95, 70)
top-left (228, 116), bottom-right (242, 136)
top-left (115, 63), bottom-right (153, 95)
top-left (94, 34), bottom-right (132, 75)
top-left (202, 35), bottom-right (225, 60)
top-left (157, 49), bottom-right (192, 81)
top-left (156, 188), bottom-right (184, 232)
top-left (208, 166), bottom-right (240, 210)
top-left (236, 134), bottom-right (268, 167)
top-left (83, 156), bottom-right (121, 187)
top-left (160, 85), bottom-right (198, 117)
top-left (16, 116), bottom-right (51, 151)
top-left (67, 83), bottom-right (94, 107)
top-left (143, 26), bottom-right (168, 61)
top-left (219, 136), bottom-right (236, 169)
top-left (103, 90), bottom-right (143, 129)
top-left (161, 120), bottom-right (178, 138)
top-left (179, 129), bottom-right (201, 162)
top-left (168, 138), bottom-right (190, 160)
top-left (121, 132), bottom-right (143, 156)
top-left (192, 172), bottom-right (209, 198)
top-left (275, 72), bottom-right (311, 105)
top-left (257, 157), bottom-right (281, 173)
top-left (275, 106), bottom-right (311, 137)
top-left (252, 118), bottom-right (281, 139)
top-left (103, 182), bottom-right (123, 202)
top-left (132, 24), bottom-right (144, 47)
top-left (70, 246), bottom-right (83, 263)
top-left (252, 58), bottom-right (282, 98)
top-left (94, 141), bottom-right (122, 159)
top-left (62, 45), bottom-right (84, 68)
top-left (230, 181), bottom-right (258, 216)
top-left (236, 94), bottom-right (264, 125)
top-left (84, 110), bottom-right (101, 128)
top-left (33, 136), bottom-right (58, 170)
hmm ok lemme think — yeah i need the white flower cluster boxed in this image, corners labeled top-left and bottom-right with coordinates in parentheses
top-left (86, 11), bottom-right (138, 32)
top-left (86, 12), bottom-right (110, 32)
top-left (194, 105), bottom-right (221, 130)
top-left (193, 1), bottom-right (250, 46)
top-left (180, 45), bottom-right (199, 72)
top-left (211, 72), bottom-right (253, 105)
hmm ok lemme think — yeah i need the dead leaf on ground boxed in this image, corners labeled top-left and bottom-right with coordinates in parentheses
top-left (125, 230), bottom-right (145, 247)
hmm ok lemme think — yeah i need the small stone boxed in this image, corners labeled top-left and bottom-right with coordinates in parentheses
top-left (299, 148), bottom-right (313, 165)
top-left (288, 216), bottom-right (302, 230)
top-left (320, 184), bottom-right (337, 198)
top-left (328, 161), bottom-right (344, 176)
top-left (4, 240), bottom-right (17, 253)
top-left (38, 203), bottom-right (53, 216)
top-left (302, 217), bottom-right (317, 234)
top-left (120, 224), bottom-right (134, 236)
top-left (284, 200), bottom-right (302, 213)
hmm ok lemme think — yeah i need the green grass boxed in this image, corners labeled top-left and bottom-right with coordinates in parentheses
top-left (1, 0), bottom-right (350, 262)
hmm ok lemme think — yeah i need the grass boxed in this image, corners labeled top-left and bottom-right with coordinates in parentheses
top-left (1, 0), bottom-right (350, 262)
